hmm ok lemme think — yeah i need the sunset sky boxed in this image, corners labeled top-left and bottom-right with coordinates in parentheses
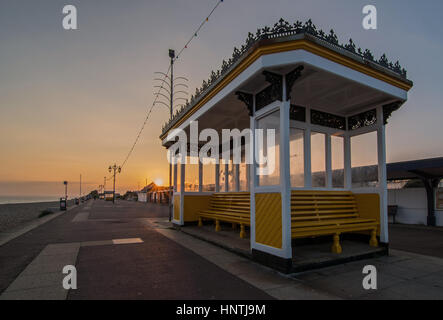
top-left (1, 0), bottom-right (443, 197)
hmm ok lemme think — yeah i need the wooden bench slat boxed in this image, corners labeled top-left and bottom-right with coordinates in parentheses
top-left (210, 201), bottom-right (250, 206)
top-left (200, 212), bottom-right (249, 220)
top-left (292, 221), bottom-right (377, 231)
top-left (198, 193), bottom-right (251, 238)
top-left (202, 210), bottom-right (250, 216)
top-left (210, 201), bottom-right (250, 205)
top-left (291, 214), bottom-right (359, 221)
top-left (292, 200), bottom-right (356, 204)
top-left (209, 205), bottom-right (250, 211)
top-left (198, 191), bottom-right (379, 247)
top-left (291, 205), bottom-right (357, 210)
top-left (292, 209), bottom-right (358, 214)
top-left (292, 218), bottom-right (376, 228)
top-left (292, 223), bottom-right (378, 238)
top-left (289, 191), bottom-right (379, 249)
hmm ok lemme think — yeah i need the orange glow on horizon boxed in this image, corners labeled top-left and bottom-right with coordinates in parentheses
top-left (154, 178), bottom-right (164, 186)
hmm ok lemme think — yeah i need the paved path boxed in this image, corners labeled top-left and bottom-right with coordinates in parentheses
top-left (1, 200), bottom-right (442, 300)
top-left (0, 200), bottom-right (273, 299)
top-left (389, 224), bottom-right (443, 259)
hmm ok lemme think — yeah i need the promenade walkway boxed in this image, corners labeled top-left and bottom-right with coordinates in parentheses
top-left (0, 200), bottom-right (442, 300)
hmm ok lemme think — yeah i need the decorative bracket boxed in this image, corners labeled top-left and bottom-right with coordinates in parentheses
top-left (290, 105), bottom-right (306, 122)
top-left (347, 109), bottom-right (377, 130)
top-left (286, 65), bottom-right (304, 101)
top-left (311, 109), bottom-right (345, 130)
top-left (236, 91), bottom-right (254, 116)
top-left (255, 71), bottom-right (283, 111)
top-left (383, 101), bottom-right (403, 125)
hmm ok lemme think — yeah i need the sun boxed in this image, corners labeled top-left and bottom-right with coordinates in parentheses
top-left (154, 178), bottom-right (164, 186)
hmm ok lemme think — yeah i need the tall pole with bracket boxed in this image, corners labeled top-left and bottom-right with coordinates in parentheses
top-left (168, 49), bottom-right (175, 222)
top-left (108, 164), bottom-right (121, 204)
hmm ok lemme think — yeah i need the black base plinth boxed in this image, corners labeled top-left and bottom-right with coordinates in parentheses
top-left (251, 249), bottom-right (292, 274)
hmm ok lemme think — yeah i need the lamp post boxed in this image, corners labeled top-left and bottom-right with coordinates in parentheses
top-left (154, 49), bottom-right (188, 221)
top-left (64, 181), bottom-right (68, 200)
top-left (60, 181), bottom-right (68, 211)
top-left (168, 49), bottom-right (175, 222)
top-left (108, 164), bottom-right (121, 204)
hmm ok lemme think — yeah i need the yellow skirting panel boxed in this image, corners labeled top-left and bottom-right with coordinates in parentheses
top-left (183, 195), bottom-right (212, 222)
top-left (173, 195), bottom-right (180, 221)
top-left (255, 193), bottom-right (282, 249)
top-left (354, 193), bottom-right (381, 236)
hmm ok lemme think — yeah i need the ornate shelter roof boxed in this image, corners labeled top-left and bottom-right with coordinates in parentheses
top-left (161, 18), bottom-right (413, 138)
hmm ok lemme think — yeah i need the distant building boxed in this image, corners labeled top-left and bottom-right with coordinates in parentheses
top-left (137, 182), bottom-right (170, 204)
top-left (387, 157), bottom-right (443, 226)
top-left (104, 191), bottom-right (114, 201)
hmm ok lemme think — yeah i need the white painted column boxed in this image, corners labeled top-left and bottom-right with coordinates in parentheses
top-left (225, 163), bottom-right (229, 192)
top-left (179, 162), bottom-right (185, 225)
top-left (173, 163), bottom-right (178, 192)
top-left (344, 133), bottom-right (352, 190)
top-left (280, 100), bottom-right (293, 259)
top-left (198, 162), bottom-right (203, 193)
top-left (215, 162), bottom-right (220, 192)
top-left (326, 133), bottom-right (332, 188)
top-left (304, 108), bottom-right (312, 188)
top-left (235, 164), bottom-right (240, 192)
top-left (377, 106), bottom-right (389, 243)
top-left (246, 164), bottom-right (251, 192)
top-left (249, 115), bottom-right (256, 250)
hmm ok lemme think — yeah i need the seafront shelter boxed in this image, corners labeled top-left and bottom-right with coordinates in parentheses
top-left (160, 19), bottom-right (413, 271)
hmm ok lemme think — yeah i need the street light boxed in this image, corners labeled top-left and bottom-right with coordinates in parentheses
top-left (98, 184), bottom-right (103, 199)
top-left (108, 164), bottom-right (121, 204)
top-left (63, 181), bottom-right (68, 200)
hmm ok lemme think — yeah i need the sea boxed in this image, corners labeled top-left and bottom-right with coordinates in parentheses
top-left (0, 195), bottom-right (60, 205)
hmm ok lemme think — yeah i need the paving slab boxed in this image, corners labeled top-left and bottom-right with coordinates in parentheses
top-left (4, 272), bottom-right (64, 292)
top-left (156, 227), bottom-right (335, 300)
top-left (266, 283), bottom-right (339, 300)
top-left (389, 224), bottom-right (443, 259)
top-left (387, 281), bottom-right (443, 300)
top-left (40, 243), bottom-right (81, 256)
top-left (0, 285), bottom-right (68, 300)
top-left (72, 212), bottom-right (90, 222)
top-left (2, 200), bottom-right (443, 300)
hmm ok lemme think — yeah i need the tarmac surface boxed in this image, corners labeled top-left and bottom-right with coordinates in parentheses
top-left (389, 224), bottom-right (443, 259)
top-left (0, 199), bottom-right (442, 300)
top-left (0, 200), bottom-right (272, 299)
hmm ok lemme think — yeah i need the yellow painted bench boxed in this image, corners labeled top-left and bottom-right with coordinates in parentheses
top-left (198, 192), bottom-right (250, 238)
top-left (291, 191), bottom-right (379, 253)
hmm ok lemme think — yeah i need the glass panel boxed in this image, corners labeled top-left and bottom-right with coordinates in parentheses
top-left (228, 161), bottom-right (235, 191)
top-left (219, 163), bottom-right (227, 192)
top-left (311, 132), bottom-right (326, 188)
top-left (172, 164), bottom-right (176, 192)
top-left (290, 127), bottom-right (304, 187)
top-left (176, 163), bottom-right (181, 192)
top-left (351, 131), bottom-right (378, 188)
top-left (185, 156), bottom-right (199, 192)
top-left (202, 161), bottom-right (216, 192)
top-left (331, 136), bottom-right (344, 188)
top-left (239, 163), bottom-right (249, 191)
top-left (256, 110), bottom-right (280, 186)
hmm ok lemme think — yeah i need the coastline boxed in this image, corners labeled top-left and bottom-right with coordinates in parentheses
top-left (0, 200), bottom-right (74, 233)
top-left (0, 196), bottom-right (60, 205)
